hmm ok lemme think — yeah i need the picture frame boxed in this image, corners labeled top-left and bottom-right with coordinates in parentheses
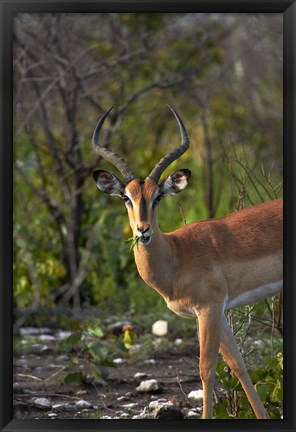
top-left (1, 1), bottom-right (295, 431)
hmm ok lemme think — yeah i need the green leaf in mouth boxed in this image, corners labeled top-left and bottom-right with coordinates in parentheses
top-left (126, 235), bottom-right (140, 253)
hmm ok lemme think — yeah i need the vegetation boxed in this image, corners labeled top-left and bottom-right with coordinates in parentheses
top-left (215, 353), bottom-right (283, 419)
top-left (13, 13), bottom-right (283, 418)
top-left (60, 320), bottom-right (127, 386)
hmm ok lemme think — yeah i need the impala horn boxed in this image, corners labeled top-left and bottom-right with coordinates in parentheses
top-left (92, 107), bottom-right (138, 183)
top-left (148, 105), bottom-right (190, 183)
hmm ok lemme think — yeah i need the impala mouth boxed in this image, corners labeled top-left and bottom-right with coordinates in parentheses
top-left (139, 234), bottom-right (151, 245)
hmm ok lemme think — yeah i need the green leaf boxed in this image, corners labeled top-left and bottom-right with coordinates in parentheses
top-left (271, 382), bottom-right (283, 403)
top-left (214, 400), bottom-right (229, 418)
top-left (64, 372), bottom-right (82, 384)
top-left (267, 405), bottom-right (281, 419)
top-left (229, 375), bottom-right (239, 389)
top-left (265, 356), bottom-right (278, 370)
top-left (88, 326), bottom-right (104, 338)
top-left (256, 383), bottom-right (273, 402)
top-left (216, 361), bottom-right (228, 379)
top-left (89, 341), bottom-right (109, 359)
top-left (240, 394), bottom-right (250, 409)
top-left (250, 369), bottom-right (265, 382)
top-left (100, 358), bottom-right (115, 367)
top-left (115, 340), bottom-right (128, 352)
top-left (65, 332), bottom-right (83, 348)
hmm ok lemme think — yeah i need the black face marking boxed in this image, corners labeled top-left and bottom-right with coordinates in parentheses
top-left (139, 197), bottom-right (148, 220)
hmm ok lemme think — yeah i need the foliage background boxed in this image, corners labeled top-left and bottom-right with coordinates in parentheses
top-left (13, 12), bottom-right (283, 314)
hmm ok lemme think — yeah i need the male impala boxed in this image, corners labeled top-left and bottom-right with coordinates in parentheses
top-left (92, 106), bottom-right (283, 419)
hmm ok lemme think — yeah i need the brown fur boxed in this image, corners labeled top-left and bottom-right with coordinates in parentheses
top-left (171, 199), bottom-right (282, 260)
top-left (130, 190), bottom-right (282, 310)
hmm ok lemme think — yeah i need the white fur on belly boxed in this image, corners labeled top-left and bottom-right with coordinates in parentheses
top-left (225, 280), bottom-right (283, 310)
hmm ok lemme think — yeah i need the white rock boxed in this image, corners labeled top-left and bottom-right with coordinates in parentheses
top-left (32, 397), bottom-right (52, 408)
top-left (186, 409), bottom-right (201, 419)
top-left (150, 395), bottom-right (158, 400)
top-left (174, 338), bottom-right (183, 345)
top-left (113, 358), bottom-right (125, 364)
top-left (76, 389), bottom-right (87, 396)
top-left (149, 399), bottom-right (183, 419)
top-left (188, 389), bottom-right (204, 401)
top-left (31, 344), bottom-right (49, 353)
top-left (143, 359), bottom-right (156, 365)
top-left (57, 355), bottom-right (70, 361)
top-left (117, 396), bottom-right (130, 402)
top-left (122, 402), bottom-right (139, 408)
top-left (132, 407), bottom-right (149, 419)
top-left (48, 413), bottom-right (58, 418)
top-left (133, 372), bottom-right (147, 382)
top-left (56, 330), bottom-right (72, 340)
top-left (136, 379), bottom-right (160, 393)
top-left (52, 403), bottom-right (73, 411)
top-left (75, 400), bottom-right (92, 409)
top-left (152, 320), bottom-right (168, 337)
top-left (37, 335), bottom-right (56, 341)
top-left (24, 389), bottom-right (35, 395)
top-left (149, 399), bottom-right (172, 410)
top-left (253, 340), bottom-right (265, 349)
top-left (19, 327), bottom-right (52, 336)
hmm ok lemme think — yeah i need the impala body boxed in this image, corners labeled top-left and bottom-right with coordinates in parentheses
top-left (92, 106), bottom-right (283, 419)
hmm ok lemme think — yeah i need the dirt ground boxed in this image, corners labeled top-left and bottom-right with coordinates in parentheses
top-left (13, 329), bottom-right (203, 420)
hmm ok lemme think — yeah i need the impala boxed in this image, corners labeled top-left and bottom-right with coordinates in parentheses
top-left (92, 106), bottom-right (283, 419)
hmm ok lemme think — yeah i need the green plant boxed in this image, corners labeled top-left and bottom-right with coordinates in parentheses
top-left (214, 352), bottom-right (283, 419)
top-left (60, 320), bottom-right (127, 386)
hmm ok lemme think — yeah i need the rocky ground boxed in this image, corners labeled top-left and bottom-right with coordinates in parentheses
top-left (13, 324), bottom-right (207, 420)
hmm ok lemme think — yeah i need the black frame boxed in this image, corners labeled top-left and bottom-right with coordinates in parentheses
top-left (1, 1), bottom-right (295, 431)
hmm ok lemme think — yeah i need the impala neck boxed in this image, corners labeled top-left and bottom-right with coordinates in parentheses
top-left (133, 226), bottom-right (175, 301)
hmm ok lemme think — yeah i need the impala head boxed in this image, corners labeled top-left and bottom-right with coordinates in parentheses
top-left (92, 105), bottom-right (191, 245)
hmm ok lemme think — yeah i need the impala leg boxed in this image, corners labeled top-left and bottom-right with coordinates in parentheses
top-left (196, 305), bottom-right (223, 419)
top-left (220, 316), bottom-right (269, 419)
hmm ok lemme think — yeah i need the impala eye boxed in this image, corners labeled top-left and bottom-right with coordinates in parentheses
top-left (153, 195), bottom-right (162, 207)
top-left (122, 195), bottom-right (132, 207)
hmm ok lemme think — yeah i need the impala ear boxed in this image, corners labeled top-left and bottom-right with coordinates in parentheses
top-left (160, 169), bottom-right (191, 195)
top-left (93, 170), bottom-right (125, 196)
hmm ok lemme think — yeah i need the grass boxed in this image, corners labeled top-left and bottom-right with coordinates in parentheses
top-left (126, 236), bottom-right (140, 253)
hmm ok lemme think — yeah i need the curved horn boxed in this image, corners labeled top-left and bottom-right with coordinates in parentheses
top-left (148, 105), bottom-right (190, 183)
top-left (92, 107), bottom-right (138, 183)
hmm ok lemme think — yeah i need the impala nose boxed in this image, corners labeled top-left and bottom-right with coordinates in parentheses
top-left (137, 224), bottom-right (150, 234)
top-left (137, 224), bottom-right (151, 245)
